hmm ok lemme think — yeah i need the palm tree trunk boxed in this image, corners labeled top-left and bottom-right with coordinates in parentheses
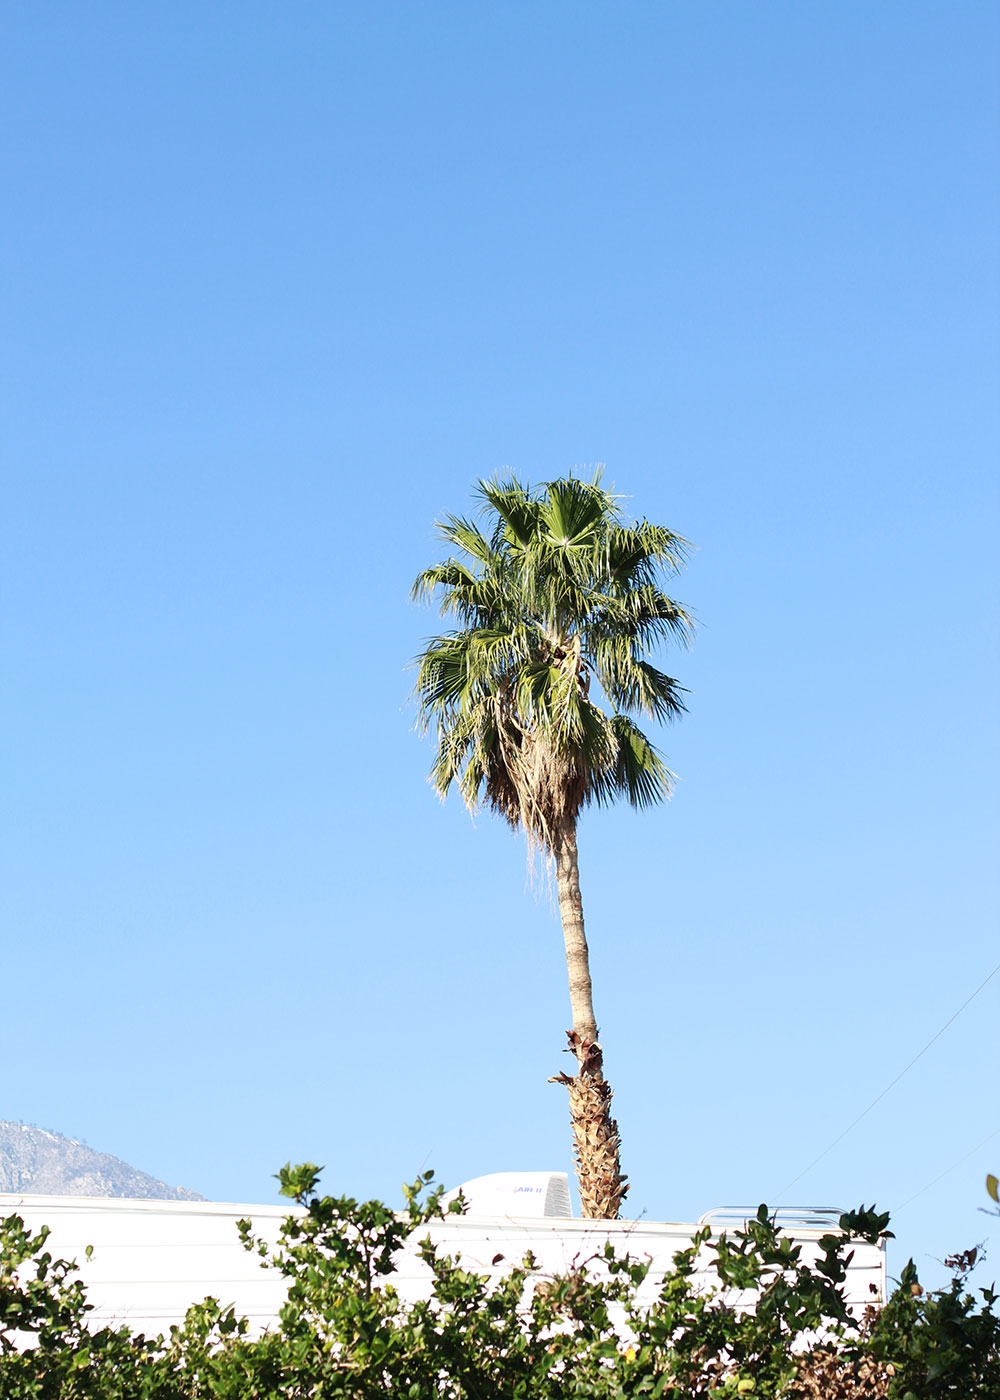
top-left (549, 818), bottom-right (628, 1220)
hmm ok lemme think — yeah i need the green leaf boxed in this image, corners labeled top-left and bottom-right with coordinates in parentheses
top-left (411, 475), bottom-right (691, 841)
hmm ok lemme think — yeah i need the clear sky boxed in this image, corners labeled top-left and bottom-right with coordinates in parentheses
top-left (3, 2), bottom-right (998, 1291)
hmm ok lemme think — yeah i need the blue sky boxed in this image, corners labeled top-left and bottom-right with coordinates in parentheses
top-left (3, 2), bottom-right (998, 1290)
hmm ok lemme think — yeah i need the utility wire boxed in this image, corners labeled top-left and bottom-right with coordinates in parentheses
top-left (895, 1125), bottom-right (1000, 1211)
top-left (776, 958), bottom-right (1000, 1199)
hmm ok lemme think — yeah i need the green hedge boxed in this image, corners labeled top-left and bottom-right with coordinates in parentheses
top-left (2, 1163), bottom-right (998, 1398)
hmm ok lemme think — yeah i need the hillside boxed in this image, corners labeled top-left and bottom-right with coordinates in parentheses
top-left (0, 1121), bottom-right (205, 1201)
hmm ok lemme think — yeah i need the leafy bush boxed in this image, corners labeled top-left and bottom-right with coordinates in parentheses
top-left (865, 1254), bottom-right (1000, 1399)
top-left (0, 1211), bottom-right (178, 1398)
top-left (2, 1166), bottom-right (998, 1398)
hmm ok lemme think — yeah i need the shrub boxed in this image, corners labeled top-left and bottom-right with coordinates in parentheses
top-left (2, 1166), bottom-right (998, 1398)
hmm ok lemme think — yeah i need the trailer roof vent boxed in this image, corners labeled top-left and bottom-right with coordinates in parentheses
top-left (698, 1206), bottom-right (845, 1230)
top-left (443, 1172), bottom-right (573, 1219)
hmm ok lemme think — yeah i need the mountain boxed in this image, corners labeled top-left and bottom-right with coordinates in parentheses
top-left (0, 1121), bottom-right (206, 1201)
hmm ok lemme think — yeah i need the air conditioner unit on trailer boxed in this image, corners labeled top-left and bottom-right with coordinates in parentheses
top-left (441, 1170), bottom-right (572, 1218)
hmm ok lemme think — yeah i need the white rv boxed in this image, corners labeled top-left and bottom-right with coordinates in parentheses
top-left (1, 1172), bottom-right (886, 1338)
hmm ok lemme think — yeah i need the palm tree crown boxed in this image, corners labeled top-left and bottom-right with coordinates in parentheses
top-left (412, 474), bottom-right (693, 848)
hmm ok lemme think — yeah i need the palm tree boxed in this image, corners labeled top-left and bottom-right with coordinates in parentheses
top-left (412, 475), bottom-right (693, 1219)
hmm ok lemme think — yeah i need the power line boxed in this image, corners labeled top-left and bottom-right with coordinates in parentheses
top-left (896, 1125), bottom-right (1000, 1212)
top-left (775, 958), bottom-right (1000, 1199)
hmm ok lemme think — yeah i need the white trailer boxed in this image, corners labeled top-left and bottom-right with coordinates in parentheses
top-left (1, 1172), bottom-right (886, 1339)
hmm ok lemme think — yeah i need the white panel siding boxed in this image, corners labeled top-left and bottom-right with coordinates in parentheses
top-left (1, 1193), bottom-right (886, 1339)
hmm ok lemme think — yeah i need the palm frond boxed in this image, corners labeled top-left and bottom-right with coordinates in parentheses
top-left (477, 476), bottom-right (542, 551)
top-left (436, 514), bottom-right (500, 568)
top-left (607, 714), bottom-right (675, 808)
top-left (584, 584), bottom-right (695, 650)
top-left (412, 473), bottom-right (691, 842)
top-left (410, 560), bottom-right (479, 608)
top-left (606, 522), bottom-right (691, 581)
top-left (539, 478), bottom-right (614, 550)
top-left (588, 638), bottom-right (689, 722)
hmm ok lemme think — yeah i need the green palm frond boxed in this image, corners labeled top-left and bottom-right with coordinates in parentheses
top-left (606, 521), bottom-right (691, 580)
top-left (588, 636), bottom-right (689, 722)
top-left (437, 515), bottom-right (500, 568)
top-left (412, 474), bottom-right (692, 842)
top-left (478, 477), bottom-right (543, 551)
top-left (410, 560), bottom-right (480, 608)
top-left (538, 477), bottom-right (611, 551)
top-left (607, 714), bottom-right (674, 808)
top-left (585, 583), bottom-right (695, 649)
